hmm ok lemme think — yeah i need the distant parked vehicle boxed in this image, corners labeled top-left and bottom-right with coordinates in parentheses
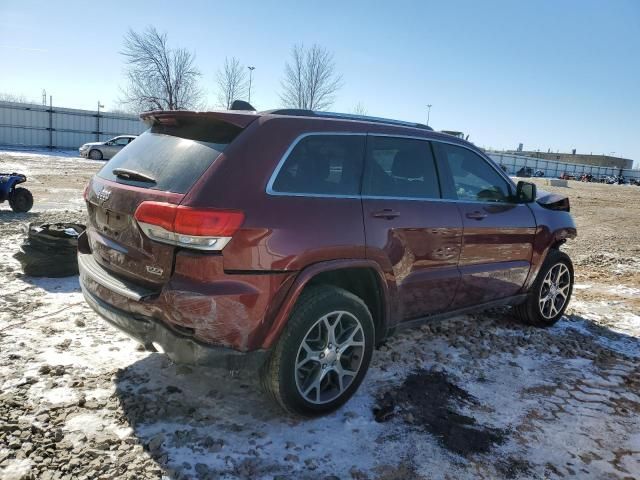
top-left (533, 169), bottom-right (545, 177)
top-left (579, 173), bottom-right (594, 182)
top-left (440, 130), bottom-right (469, 141)
top-left (79, 135), bottom-right (137, 160)
top-left (630, 178), bottom-right (640, 186)
top-left (0, 173), bottom-right (33, 212)
top-left (604, 175), bottom-right (625, 185)
top-left (560, 172), bottom-right (575, 180)
top-left (517, 166), bottom-right (533, 177)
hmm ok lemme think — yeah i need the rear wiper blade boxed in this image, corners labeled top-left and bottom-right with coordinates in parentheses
top-left (112, 168), bottom-right (156, 183)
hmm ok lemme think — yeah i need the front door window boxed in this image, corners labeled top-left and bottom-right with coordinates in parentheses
top-left (432, 142), bottom-right (511, 202)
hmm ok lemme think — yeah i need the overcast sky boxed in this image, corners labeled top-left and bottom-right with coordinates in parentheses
top-left (1, 0), bottom-right (639, 165)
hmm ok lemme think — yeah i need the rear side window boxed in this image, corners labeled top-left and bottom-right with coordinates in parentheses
top-left (97, 119), bottom-right (242, 194)
top-left (271, 135), bottom-right (365, 196)
top-left (433, 142), bottom-right (512, 202)
top-left (363, 136), bottom-right (440, 199)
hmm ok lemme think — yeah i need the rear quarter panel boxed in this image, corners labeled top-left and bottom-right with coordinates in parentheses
top-left (182, 117), bottom-right (370, 271)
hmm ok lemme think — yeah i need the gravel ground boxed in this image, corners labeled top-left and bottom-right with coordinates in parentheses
top-left (0, 151), bottom-right (639, 480)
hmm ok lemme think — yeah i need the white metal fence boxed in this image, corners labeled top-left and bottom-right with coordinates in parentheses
top-left (488, 152), bottom-right (640, 182)
top-left (0, 100), bottom-right (145, 150)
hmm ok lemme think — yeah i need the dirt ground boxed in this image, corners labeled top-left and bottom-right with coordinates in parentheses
top-left (0, 150), bottom-right (638, 480)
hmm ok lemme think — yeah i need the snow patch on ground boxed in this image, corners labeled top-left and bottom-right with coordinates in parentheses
top-left (0, 458), bottom-right (32, 480)
top-left (0, 146), bottom-right (79, 158)
top-left (557, 315), bottom-right (640, 358)
top-left (607, 284), bottom-right (640, 298)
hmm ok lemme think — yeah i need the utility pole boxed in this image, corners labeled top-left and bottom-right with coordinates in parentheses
top-left (247, 66), bottom-right (256, 103)
top-left (96, 101), bottom-right (104, 141)
top-left (49, 95), bottom-right (53, 150)
top-left (426, 104), bottom-right (432, 127)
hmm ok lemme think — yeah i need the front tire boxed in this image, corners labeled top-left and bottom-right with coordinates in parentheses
top-left (9, 187), bottom-right (33, 213)
top-left (89, 149), bottom-right (103, 160)
top-left (261, 285), bottom-right (375, 416)
top-left (515, 249), bottom-right (574, 327)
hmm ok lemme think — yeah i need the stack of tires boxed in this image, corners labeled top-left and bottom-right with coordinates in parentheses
top-left (14, 223), bottom-right (86, 277)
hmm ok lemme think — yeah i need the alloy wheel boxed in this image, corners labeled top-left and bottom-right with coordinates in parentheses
top-left (538, 262), bottom-right (571, 319)
top-left (295, 310), bottom-right (365, 405)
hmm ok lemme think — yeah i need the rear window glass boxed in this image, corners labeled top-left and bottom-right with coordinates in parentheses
top-left (97, 120), bottom-right (242, 194)
top-left (271, 135), bottom-right (365, 195)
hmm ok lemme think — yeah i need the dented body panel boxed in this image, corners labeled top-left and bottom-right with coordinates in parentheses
top-left (79, 249), bottom-right (294, 352)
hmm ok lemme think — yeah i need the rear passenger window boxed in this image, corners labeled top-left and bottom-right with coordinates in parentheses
top-left (433, 142), bottom-right (512, 202)
top-left (271, 135), bottom-right (365, 195)
top-left (363, 136), bottom-right (440, 199)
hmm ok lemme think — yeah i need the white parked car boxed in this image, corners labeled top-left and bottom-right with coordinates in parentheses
top-left (79, 135), bottom-right (137, 160)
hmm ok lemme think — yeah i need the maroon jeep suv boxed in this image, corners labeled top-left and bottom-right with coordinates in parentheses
top-left (79, 108), bottom-right (576, 415)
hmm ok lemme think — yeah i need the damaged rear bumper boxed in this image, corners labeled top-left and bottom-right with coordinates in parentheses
top-left (81, 284), bottom-right (269, 370)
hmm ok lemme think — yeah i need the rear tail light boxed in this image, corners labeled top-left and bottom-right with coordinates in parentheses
top-left (134, 201), bottom-right (244, 251)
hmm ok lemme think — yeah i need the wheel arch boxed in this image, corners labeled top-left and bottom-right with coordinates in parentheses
top-left (2, 175), bottom-right (26, 198)
top-left (261, 259), bottom-right (392, 349)
top-left (523, 224), bottom-right (577, 291)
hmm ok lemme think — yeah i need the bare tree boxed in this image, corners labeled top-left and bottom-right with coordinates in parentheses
top-left (352, 102), bottom-right (368, 116)
top-left (0, 92), bottom-right (29, 103)
top-left (216, 57), bottom-right (248, 109)
top-left (280, 44), bottom-right (342, 110)
top-left (120, 26), bottom-right (203, 112)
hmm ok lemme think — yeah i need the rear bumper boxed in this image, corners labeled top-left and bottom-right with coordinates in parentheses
top-left (81, 284), bottom-right (269, 370)
top-left (77, 247), bottom-right (293, 354)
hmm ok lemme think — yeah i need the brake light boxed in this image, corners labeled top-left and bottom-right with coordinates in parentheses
top-left (134, 201), bottom-right (244, 251)
top-left (134, 202), bottom-right (176, 232)
top-left (83, 182), bottom-right (90, 201)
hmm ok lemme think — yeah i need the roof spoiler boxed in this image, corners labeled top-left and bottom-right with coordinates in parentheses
top-left (140, 110), bottom-right (258, 129)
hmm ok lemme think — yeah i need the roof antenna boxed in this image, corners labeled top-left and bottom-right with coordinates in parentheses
top-left (230, 100), bottom-right (256, 111)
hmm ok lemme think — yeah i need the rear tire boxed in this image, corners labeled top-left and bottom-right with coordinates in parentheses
top-left (89, 149), bottom-right (103, 160)
top-left (261, 285), bottom-right (375, 416)
top-left (9, 187), bottom-right (33, 213)
top-left (515, 249), bottom-right (574, 327)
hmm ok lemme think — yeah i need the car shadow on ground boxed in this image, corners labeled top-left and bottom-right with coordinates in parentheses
top-left (0, 210), bottom-right (39, 220)
top-left (19, 273), bottom-right (81, 294)
top-left (111, 310), bottom-right (640, 479)
top-left (113, 354), bottom-right (320, 478)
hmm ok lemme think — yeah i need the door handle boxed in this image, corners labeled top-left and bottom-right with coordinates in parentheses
top-left (372, 209), bottom-right (400, 219)
top-left (466, 211), bottom-right (488, 220)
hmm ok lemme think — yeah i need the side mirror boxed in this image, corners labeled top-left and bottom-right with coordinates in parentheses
top-left (516, 181), bottom-right (536, 203)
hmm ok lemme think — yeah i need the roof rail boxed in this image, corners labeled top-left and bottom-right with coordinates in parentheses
top-left (262, 109), bottom-right (433, 131)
